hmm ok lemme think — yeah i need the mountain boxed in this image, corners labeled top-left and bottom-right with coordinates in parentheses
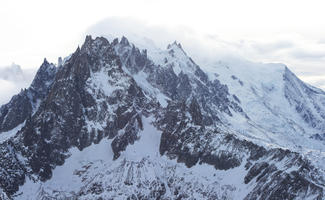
top-left (0, 35), bottom-right (325, 199)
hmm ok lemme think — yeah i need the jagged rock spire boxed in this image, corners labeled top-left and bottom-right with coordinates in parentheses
top-left (43, 58), bottom-right (49, 65)
top-left (58, 57), bottom-right (63, 67)
top-left (120, 36), bottom-right (130, 46)
top-left (167, 40), bottom-right (183, 50)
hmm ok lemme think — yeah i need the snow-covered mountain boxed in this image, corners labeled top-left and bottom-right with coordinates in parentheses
top-left (1, 35), bottom-right (325, 199)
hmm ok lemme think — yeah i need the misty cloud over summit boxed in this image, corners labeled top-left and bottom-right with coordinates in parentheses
top-left (84, 17), bottom-right (325, 90)
top-left (0, 64), bottom-right (35, 105)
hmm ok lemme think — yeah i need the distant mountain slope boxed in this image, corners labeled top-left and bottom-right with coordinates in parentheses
top-left (204, 59), bottom-right (325, 162)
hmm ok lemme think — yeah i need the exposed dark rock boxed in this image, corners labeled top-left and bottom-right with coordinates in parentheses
top-left (0, 59), bottom-right (57, 133)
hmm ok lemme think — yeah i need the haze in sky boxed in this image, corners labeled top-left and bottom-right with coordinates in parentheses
top-left (1, 0), bottom-right (325, 104)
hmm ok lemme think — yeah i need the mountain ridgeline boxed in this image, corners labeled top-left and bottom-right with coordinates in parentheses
top-left (0, 35), bottom-right (325, 199)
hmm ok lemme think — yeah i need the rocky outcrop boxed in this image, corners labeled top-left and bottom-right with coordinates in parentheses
top-left (0, 59), bottom-right (57, 133)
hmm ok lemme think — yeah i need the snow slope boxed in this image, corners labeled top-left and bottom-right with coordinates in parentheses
top-left (203, 59), bottom-right (325, 170)
top-left (16, 117), bottom-right (252, 200)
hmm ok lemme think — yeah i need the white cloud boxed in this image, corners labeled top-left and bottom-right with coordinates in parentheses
top-left (291, 50), bottom-right (325, 60)
top-left (0, 64), bottom-right (35, 105)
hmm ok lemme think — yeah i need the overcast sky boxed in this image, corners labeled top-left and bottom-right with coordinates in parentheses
top-left (1, 0), bottom-right (325, 104)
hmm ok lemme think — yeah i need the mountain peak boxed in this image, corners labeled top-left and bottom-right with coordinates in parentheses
top-left (167, 40), bottom-right (183, 50)
top-left (112, 37), bottom-right (119, 45)
top-left (58, 57), bottom-right (63, 67)
top-left (42, 58), bottom-right (49, 65)
top-left (166, 41), bottom-right (187, 59)
top-left (42, 57), bottom-right (54, 68)
top-left (120, 36), bottom-right (130, 46)
top-left (80, 36), bottom-right (111, 58)
top-left (36, 58), bottom-right (55, 76)
top-left (85, 35), bottom-right (93, 43)
top-left (30, 59), bottom-right (56, 90)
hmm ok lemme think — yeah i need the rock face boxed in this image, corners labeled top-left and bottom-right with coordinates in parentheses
top-left (0, 59), bottom-right (56, 133)
top-left (0, 35), bottom-right (325, 199)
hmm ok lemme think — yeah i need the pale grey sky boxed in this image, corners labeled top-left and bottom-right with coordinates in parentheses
top-left (1, 0), bottom-right (325, 104)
